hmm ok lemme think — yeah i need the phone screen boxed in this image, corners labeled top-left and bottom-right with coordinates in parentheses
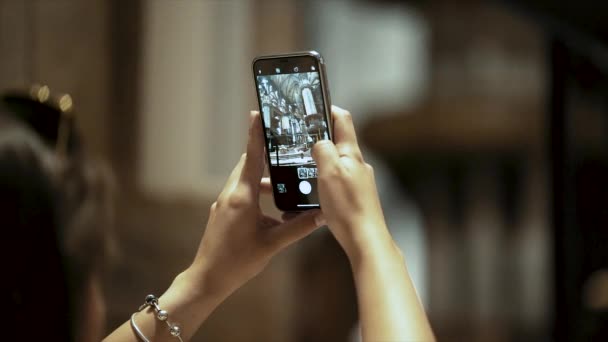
top-left (253, 53), bottom-right (331, 211)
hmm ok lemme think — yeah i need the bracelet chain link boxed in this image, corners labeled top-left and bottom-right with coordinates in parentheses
top-left (130, 294), bottom-right (184, 342)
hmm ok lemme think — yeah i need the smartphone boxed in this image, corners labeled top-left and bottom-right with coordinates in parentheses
top-left (252, 51), bottom-right (332, 211)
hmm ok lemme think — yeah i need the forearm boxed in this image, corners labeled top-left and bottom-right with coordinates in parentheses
top-left (103, 268), bottom-right (228, 342)
top-left (347, 224), bottom-right (435, 342)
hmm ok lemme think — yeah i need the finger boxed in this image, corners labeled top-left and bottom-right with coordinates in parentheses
top-left (281, 212), bottom-right (299, 221)
top-left (218, 153), bottom-right (247, 201)
top-left (260, 214), bottom-right (282, 227)
top-left (331, 105), bottom-right (364, 162)
top-left (265, 210), bottom-right (326, 250)
top-left (260, 177), bottom-right (272, 193)
top-left (312, 140), bottom-right (340, 176)
top-left (241, 111), bottom-right (266, 190)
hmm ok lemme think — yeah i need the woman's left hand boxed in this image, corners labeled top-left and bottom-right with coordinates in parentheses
top-left (103, 111), bottom-right (324, 342)
top-left (188, 111), bottom-right (324, 298)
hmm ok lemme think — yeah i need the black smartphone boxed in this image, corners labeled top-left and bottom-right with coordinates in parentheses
top-left (252, 51), bottom-right (332, 211)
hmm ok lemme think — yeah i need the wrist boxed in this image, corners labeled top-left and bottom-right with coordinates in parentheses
top-left (339, 220), bottom-right (397, 267)
top-left (347, 239), bottom-right (404, 280)
top-left (169, 266), bottom-right (230, 308)
top-left (134, 267), bottom-right (230, 341)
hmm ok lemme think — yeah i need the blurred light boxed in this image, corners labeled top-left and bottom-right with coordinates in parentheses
top-left (58, 94), bottom-right (73, 112)
top-left (34, 85), bottom-right (50, 103)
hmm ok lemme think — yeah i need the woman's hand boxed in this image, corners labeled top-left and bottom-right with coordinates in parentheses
top-left (104, 111), bottom-right (324, 342)
top-left (312, 106), bottom-right (435, 341)
top-left (189, 111), bottom-right (325, 298)
top-left (312, 106), bottom-right (392, 261)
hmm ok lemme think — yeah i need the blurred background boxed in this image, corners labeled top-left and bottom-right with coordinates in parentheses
top-left (1, 0), bottom-right (607, 341)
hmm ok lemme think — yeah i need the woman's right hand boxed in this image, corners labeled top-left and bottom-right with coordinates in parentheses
top-left (312, 106), bottom-right (394, 261)
top-left (313, 106), bottom-right (436, 341)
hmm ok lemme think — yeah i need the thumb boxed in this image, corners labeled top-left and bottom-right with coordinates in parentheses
top-left (265, 210), bottom-right (326, 250)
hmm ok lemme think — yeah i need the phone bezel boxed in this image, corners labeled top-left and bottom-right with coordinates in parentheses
top-left (252, 51), bottom-right (333, 211)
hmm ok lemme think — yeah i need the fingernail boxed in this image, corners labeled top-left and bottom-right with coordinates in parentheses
top-left (313, 211), bottom-right (326, 227)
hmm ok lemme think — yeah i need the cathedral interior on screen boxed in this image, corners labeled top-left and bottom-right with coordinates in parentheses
top-left (257, 72), bottom-right (329, 167)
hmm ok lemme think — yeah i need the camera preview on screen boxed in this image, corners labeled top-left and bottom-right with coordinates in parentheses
top-left (256, 71), bottom-right (329, 170)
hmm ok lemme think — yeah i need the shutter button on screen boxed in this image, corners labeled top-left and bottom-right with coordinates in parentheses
top-left (299, 180), bottom-right (312, 195)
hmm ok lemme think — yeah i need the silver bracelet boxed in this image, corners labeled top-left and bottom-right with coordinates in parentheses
top-left (130, 294), bottom-right (184, 342)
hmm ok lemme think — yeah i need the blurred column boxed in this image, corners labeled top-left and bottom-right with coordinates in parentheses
top-left (464, 164), bottom-right (507, 340)
top-left (312, 0), bottom-right (429, 117)
top-left (138, 0), bottom-right (252, 197)
top-left (420, 173), bottom-right (461, 319)
top-left (512, 160), bottom-right (550, 335)
top-left (0, 0), bottom-right (28, 91)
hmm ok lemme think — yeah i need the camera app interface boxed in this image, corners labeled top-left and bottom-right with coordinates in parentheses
top-left (256, 65), bottom-right (329, 209)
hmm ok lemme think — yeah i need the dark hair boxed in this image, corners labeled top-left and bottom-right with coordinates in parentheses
top-left (1, 110), bottom-right (115, 340)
